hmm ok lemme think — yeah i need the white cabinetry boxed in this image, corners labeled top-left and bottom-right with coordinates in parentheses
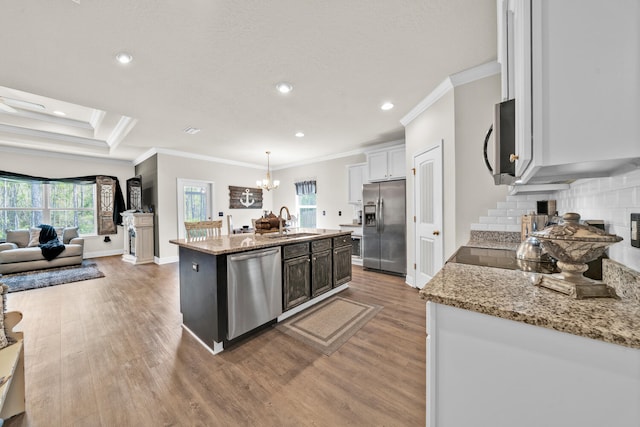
top-left (498, 0), bottom-right (640, 184)
top-left (121, 212), bottom-right (154, 265)
top-left (347, 163), bottom-right (366, 204)
top-left (367, 146), bottom-right (405, 182)
top-left (426, 301), bottom-right (640, 427)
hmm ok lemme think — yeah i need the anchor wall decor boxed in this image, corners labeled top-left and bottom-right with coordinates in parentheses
top-left (228, 186), bottom-right (263, 209)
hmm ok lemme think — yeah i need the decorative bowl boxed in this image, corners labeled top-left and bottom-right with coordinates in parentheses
top-left (531, 213), bottom-right (622, 284)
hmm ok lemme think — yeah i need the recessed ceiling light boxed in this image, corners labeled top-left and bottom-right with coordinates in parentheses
top-left (381, 102), bottom-right (394, 111)
top-left (53, 110), bottom-right (66, 116)
top-left (295, 132), bottom-right (304, 138)
top-left (183, 127), bottom-right (201, 135)
top-left (115, 52), bottom-right (133, 64)
top-left (275, 82), bottom-right (293, 94)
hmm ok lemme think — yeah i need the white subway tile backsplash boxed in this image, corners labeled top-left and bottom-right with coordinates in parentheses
top-left (497, 201), bottom-right (518, 209)
top-left (555, 168), bottom-right (640, 272)
top-left (488, 209), bottom-right (507, 217)
top-left (507, 208), bottom-right (527, 217)
top-left (516, 201), bottom-right (537, 211)
top-left (471, 169), bottom-right (640, 272)
top-left (497, 216), bottom-right (518, 225)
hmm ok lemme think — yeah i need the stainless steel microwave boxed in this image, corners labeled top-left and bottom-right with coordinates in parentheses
top-left (483, 99), bottom-right (517, 185)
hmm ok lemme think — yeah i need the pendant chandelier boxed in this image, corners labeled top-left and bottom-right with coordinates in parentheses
top-left (256, 151), bottom-right (280, 191)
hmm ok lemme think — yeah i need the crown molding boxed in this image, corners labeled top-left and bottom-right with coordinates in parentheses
top-left (4, 109), bottom-right (94, 130)
top-left (0, 123), bottom-right (107, 148)
top-left (135, 147), bottom-right (265, 170)
top-left (273, 139), bottom-right (404, 170)
top-left (107, 116), bottom-right (138, 151)
top-left (133, 139), bottom-right (404, 171)
top-left (0, 144), bottom-right (133, 166)
top-left (400, 61), bottom-right (500, 127)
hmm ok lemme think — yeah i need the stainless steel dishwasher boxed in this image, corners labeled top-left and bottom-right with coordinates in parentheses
top-left (226, 247), bottom-right (282, 340)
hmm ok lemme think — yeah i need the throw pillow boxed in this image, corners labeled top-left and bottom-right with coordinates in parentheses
top-left (5, 229), bottom-right (29, 248)
top-left (62, 227), bottom-right (79, 244)
top-left (27, 227), bottom-right (42, 247)
top-left (0, 284), bottom-right (9, 350)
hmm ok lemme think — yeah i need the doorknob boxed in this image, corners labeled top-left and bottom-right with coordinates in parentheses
top-left (433, 230), bottom-right (440, 236)
top-left (509, 154), bottom-right (519, 163)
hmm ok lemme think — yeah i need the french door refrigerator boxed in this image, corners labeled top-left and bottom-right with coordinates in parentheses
top-left (362, 180), bottom-right (406, 275)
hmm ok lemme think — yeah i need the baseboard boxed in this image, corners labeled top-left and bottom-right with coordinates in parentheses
top-left (84, 249), bottom-right (124, 259)
top-left (405, 274), bottom-right (418, 288)
top-left (277, 283), bottom-right (349, 322)
top-left (155, 256), bottom-right (178, 265)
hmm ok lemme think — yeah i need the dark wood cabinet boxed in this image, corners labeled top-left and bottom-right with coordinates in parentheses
top-left (283, 242), bottom-right (311, 311)
top-left (280, 235), bottom-right (353, 312)
top-left (283, 255), bottom-right (311, 310)
top-left (311, 249), bottom-right (332, 297)
top-left (333, 243), bottom-right (352, 287)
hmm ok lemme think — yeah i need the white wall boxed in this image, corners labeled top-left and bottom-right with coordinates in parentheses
top-left (272, 154), bottom-right (366, 229)
top-left (404, 72), bottom-right (507, 286)
top-left (0, 148), bottom-right (135, 258)
top-left (453, 74), bottom-right (508, 247)
top-left (155, 153), bottom-right (273, 262)
top-left (404, 91), bottom-right (455, 281)
top-left (556, 168), bottom-right (640, 272)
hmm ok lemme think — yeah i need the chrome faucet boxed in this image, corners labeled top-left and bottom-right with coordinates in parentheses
top-left (278, 206), bottom-right (291, 235)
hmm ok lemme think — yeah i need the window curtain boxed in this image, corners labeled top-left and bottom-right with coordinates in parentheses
top-left (295, 180), bottom-right (316, 195)
top-left (0, 170), bottom-right (126, 233)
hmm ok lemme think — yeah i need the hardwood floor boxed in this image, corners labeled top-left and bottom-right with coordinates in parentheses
top-left (4, 256), bottom-right (426, 426)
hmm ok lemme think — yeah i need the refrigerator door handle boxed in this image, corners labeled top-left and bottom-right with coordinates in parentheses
top-left (379, 198), bottom-right (384, 232)
top-left (376, 198), bottom-right (381, 233)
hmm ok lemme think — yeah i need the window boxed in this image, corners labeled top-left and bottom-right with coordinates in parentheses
top-left (0, 179), bottom-right (96, 239)
top-left (295, 179), bottom-right (317, 228)
top-left (297, 193), bottom-right (317, 228)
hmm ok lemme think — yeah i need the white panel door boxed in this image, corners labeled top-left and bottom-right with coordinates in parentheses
top-left (414, 142), bottom-right (443, 288)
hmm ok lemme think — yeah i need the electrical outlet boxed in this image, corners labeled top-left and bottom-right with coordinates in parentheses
top-left (322, 210), bottom-right (326, 216)
top-left (218, 211), bottom-right (224, 217)
top-left (338, 211), bottom-right (342, 216)
top-left (631, 213), bottom-right (640, 247)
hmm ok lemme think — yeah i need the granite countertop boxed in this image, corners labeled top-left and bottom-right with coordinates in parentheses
top-left (170, 228), bottom-right (351, 256)
top-left (420, 248), bottom-right (640, 350)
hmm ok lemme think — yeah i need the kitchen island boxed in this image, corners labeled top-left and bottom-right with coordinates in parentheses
top-left (419, 251), bottom-right (640, 427)
top-left (170, 229), bottom-right (352, 354)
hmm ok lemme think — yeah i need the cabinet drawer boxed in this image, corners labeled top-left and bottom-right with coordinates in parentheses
top-left (283, 242), bottom-right (309, 259)
top-left (333, 235), bottom-right (351, 248)
top-left (311, 238), bottom-right (331, 253)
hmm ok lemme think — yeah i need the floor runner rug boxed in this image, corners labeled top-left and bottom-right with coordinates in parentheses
top-left (275, 296), bottom-right (382, 355)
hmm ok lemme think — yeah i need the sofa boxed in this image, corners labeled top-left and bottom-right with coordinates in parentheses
top-left (0, 227), bottom-right (84, 274)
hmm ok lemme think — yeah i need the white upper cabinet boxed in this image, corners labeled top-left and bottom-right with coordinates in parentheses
top-left (367, 146), bottom-right (406, 182)
top-left (347, 163), bottom-right (367, 204)
top-left (498, 0), bottom-right (640, 185)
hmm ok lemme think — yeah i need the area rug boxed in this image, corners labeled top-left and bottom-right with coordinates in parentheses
top-left (275, 296), bottom-right (382, 356)
top-left (0, 260), bottom-right (105, 293)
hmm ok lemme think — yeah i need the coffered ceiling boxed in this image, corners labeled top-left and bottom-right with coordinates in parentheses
top-left (0, 0), bottom-right (496, 168)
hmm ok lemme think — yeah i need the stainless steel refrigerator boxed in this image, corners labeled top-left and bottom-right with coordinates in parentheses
top-left (362, 180), bottom-right (406, 275)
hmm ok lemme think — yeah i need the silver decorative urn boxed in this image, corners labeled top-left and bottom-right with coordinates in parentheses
top-left (531, 213), bottom-right (622, 298)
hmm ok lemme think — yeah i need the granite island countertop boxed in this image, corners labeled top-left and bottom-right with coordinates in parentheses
top-left (170, 228), bottom-right (351, 256)
top-left (419, 256), bottom-right (640, 350)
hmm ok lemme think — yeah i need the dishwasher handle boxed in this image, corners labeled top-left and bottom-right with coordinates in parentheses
top-left (228, 247), bottom-right (280, 262)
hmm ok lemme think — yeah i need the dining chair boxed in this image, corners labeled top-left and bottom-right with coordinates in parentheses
top-left (184, 220), bottom-right (223, 241)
